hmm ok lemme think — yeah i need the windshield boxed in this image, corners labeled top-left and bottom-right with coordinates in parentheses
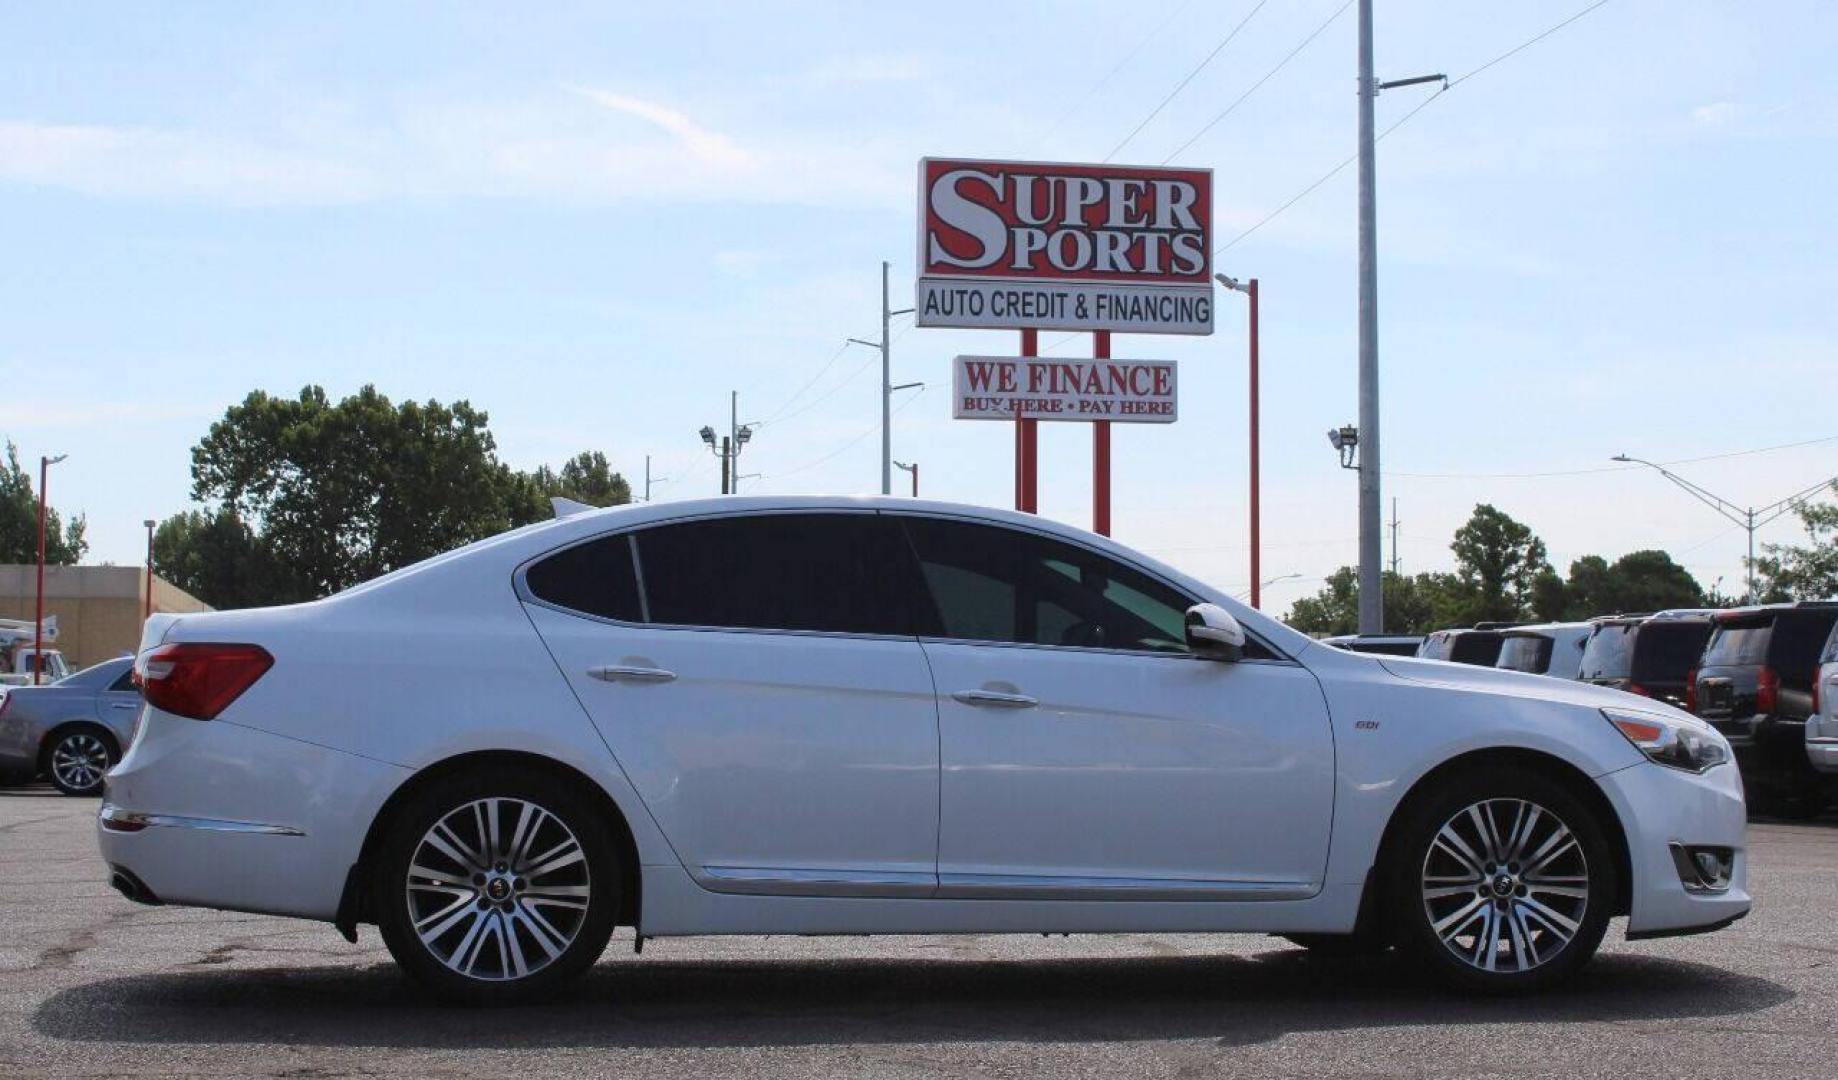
top-left (1497, 634), bottom-right (1553, 673)
top-left (1578, 623), bottom-right (1637, 680)
top-left (1703, 619), bottom-right (1772, 667)
top-left (1631, 621), bottom-right (1713, 681)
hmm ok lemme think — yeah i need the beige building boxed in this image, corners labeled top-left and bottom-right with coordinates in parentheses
top-left (0, 565), bottom-right (212, 668)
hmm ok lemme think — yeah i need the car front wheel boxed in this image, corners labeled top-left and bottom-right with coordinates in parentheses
top-left (1387, 768), bottom-right (1617, 992)
top-left (374, 768), bottom-right (619, 1004)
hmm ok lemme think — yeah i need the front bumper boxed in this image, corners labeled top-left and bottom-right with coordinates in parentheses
top-left (99, 712), bottom-right (408, 921)
top-left (1596, 759), bottom-right (1752, 937)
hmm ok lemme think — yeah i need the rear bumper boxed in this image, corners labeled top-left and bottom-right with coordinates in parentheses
top-left (98, 713), bottom-right (408, 921)
top-left (1596, 760), bottom-right (1752, 937)
top-left (1807, 739), bottom-right (1838, 775)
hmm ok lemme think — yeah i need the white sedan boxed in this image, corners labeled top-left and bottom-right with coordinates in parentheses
top-left (98, 497), bottom-right (1749, 1002)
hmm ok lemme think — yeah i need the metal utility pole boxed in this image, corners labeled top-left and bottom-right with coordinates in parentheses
top-left (1355, 0), bottom-right (1381, 633)
top-left (730, 391), bottom-right (739, 495)
top-left (719, 437), bottom-right (732, 495)
top-left (1612, 454), bottom-right (1838, 603)
top-left (1355, 1), bottom-right (1444, 633)
top-left (849, 262), bottom-right (916, 495)
top-left (644, 455), bottom-right (654, 502)
top-left (894, 460), bottom-right (918, 497)
top-left (1389, 497), bottom-right (1400, 576)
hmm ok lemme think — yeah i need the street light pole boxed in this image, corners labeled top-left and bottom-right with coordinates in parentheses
top-left (34, 453), bottom-right (67, 686)
top-left (894, 460), bottom-right (918, 497)
top-left (143, 518), bottom-right (156, 623)
top-left (1611, 454), bottom-right (1838, 603)
top-left (1355, 0), bottom-right (1382, 634)
top-left (1215, 274), bottom-right (1261, 608)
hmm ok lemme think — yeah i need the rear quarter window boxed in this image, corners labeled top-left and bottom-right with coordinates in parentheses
top-left (1497, 635), bottom-right (1552, 673)
top-left (1578, 624), bottom-right (1636, 680)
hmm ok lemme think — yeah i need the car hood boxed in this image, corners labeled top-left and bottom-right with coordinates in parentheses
top-left (1377, 655), bottom-right (1691, 718)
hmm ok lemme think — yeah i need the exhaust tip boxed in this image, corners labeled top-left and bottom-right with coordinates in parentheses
top-left (108, 867), bottom-right (161, 906)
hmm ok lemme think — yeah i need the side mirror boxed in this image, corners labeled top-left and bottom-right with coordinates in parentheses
top-left (1185, 603), bottom-right (1246, 662)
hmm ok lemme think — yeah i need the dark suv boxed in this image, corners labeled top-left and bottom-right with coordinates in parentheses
top-left (1576, 613), bottom-right (1715, 709)
top-left (1416, 627), bottom-right (1507, 667)
top-left (1690, 602), bottom-right (1838, 817)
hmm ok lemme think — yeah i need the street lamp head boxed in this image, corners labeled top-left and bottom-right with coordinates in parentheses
top-left (143, 519), bottom-right (156, 529)
top-left (1213, 273), bottom-right (1244, 292)
top-left (44, 454), bottom-right (67, 466)
top-left (698, 426), bottom-right (717, 448)
top-left (737, 425), bottom-right (753, 446)
top-left (1610, 454), bottom-right (1631, 463)
top-left (1328, 425), bottom-right (1358, 452)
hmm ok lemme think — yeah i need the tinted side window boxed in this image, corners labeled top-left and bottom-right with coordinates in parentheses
top-left (1631, 621), bottom-right (1713, 681)
top-left (1449, 632), bottom-right (1504, 666)
top-left (900, 517), bottom-right (1198, 654)
top-left (1497, 635), bottom-right (1552, 673)
top-left (107, 667), bottom-right (138, 693)
top-left (638, 514), bottom-right (913, 635)
top-left (1772, 611), bottom-right (1838, 689)
top-left (525, 535), bottom-right (643, 622)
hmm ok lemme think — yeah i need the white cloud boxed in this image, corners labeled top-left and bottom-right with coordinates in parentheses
top-left (1692, 101), bottom-right (1744, 128)
top-left (0, 87), bottom-right (916, 209)
top-left (568, 88), bottom-right (754, 169)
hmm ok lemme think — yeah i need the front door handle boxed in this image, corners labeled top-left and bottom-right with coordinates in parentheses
top-left (589, 665), bottom-right (677, 684)
top-left (109, 702), bottom-right (138, 710)
top-left (952, 689), bottom-right (1037, 709)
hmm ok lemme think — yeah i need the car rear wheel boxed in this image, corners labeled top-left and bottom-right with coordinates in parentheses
top-left (1386, 768), bottom-right (1616, 992)
top-left (373, 768), bottom-right (619, 1005)
top-left (46, 727), bottom-right (116, 797)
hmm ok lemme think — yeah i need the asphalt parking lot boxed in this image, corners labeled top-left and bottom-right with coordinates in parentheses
top-left (1, 787), bottom-right (1834, 1079)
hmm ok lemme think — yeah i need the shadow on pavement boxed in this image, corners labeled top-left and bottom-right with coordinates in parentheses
top-left (32, 948), bottom-right (1793, 1050)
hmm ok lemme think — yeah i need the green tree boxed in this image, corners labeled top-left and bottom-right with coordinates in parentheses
top-left (170, 385), bottom-right (632, 605)
top-left (1449, 504), bottom-right (1551, 623)
top-left (191, 386), bottom-right (528, 596)
top-left (1283, 568), bottom-right (1471, 636)
top-left (1550, 550), bottom-right (1705, 618)
top-left (0, 441), bottom-right (87, 564)
top-left (151, 509), bottom-right (307, 609)
top-left (1752, 483), bottom-right (1838, 601)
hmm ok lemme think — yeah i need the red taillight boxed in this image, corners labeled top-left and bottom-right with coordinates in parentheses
top-left (1755, 666), bottom-right (1779, 716)
top-left (1684, 669), bottom-right (1698, 713)
top-left (137, 643), bottom-right (273, 720)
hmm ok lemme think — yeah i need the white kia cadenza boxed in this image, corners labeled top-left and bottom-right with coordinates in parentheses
top-left (99, 497), bottom-right (1749, 1002)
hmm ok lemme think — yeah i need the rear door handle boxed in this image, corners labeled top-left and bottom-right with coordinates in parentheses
top-left (109, 703), bottom-right (138, 710)
top-left (589, 665), bottom-right (677, 684)
top-left (951, 689), bottom-right (1037, 709)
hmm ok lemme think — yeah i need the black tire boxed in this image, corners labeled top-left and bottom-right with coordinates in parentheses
top-left (1278, 932), bottom-right (1391, 958)
top-left (373, 767), bottom-right (620, 1005)
top-left (44, 726), bottom-right (117, 797)
top-left (1385, 766), bottom-right (1617, 993)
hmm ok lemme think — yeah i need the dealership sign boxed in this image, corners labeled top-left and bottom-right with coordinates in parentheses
top-left (953, 356), bottom-right (1177, 423)
top-left (916, 158), bottom-right (1214, 335)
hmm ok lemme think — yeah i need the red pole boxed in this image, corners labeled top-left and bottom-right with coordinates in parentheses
top-left (1093, 331), bottom-right (1112, 536)
top-left (1248, 279), bottom-right (1262, 610)
top-left (34, 456), bottom-right (47, 686)
top-left (1020, 329), bottom-right (1039, 514)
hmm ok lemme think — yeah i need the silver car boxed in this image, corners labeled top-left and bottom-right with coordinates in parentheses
top-left (0, 656), bottom-right (139, 796)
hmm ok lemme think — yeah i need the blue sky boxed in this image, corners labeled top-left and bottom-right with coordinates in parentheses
top-left (2, 1), bottom-right (1834, 611)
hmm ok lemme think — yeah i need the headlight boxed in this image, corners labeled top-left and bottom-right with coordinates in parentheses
top-left (1603, 706), bottom-right (1730, 773)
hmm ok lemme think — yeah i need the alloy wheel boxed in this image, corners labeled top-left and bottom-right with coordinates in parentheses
top-left (1420, 797), bottom-right (1590, 974)
top-left (404, 797), bottom-right (592, 982)
top-left (50, 733), bottom-right (110, 793)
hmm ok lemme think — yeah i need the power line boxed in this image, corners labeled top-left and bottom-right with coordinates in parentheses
top-left (1041, 0), bottom-right (1199, 142)
top-left (765, 387), bottom-right (930, 482)
top-left (1388, 434), bottom-right (1838, 481)
top-left (1162, 0), bottom-right (1355, 164)
top-left (1216, 0), bottom-right (1612, 255)
top-left (1105, 0), bottom-right (1269, 162)
top-left (757, 341), bottom-right (851, 425)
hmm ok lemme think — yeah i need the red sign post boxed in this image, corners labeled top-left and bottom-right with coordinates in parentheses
top-left (916, 158), bottom-right (1213, 529)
